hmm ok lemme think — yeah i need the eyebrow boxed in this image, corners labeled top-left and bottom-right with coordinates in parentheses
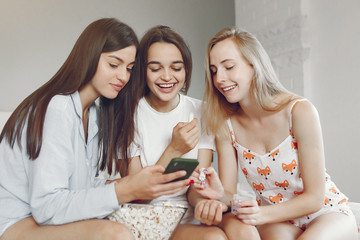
top-left (210, 59), bottom-right (235, 67)
top-left (220, 59), bottom-right (235, 64)
top-left (108, 55), bottom-right (135, 65)
top-left (147, 60), bottom-right (184, 65)
top-left (108, 55), bottom-right (123, 62)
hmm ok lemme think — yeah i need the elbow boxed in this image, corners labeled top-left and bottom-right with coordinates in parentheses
top-left (30, 197), bottom-right (55, 225)
top-left (30, 205), bottom-right (47, 225)
top-left (308, 194), bottom-right (324, 213)
top-left (313, 198), bottom-right (324, 212)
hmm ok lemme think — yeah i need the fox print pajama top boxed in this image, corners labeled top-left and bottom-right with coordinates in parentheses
top-left (226, 99), bottom-right (352, 229)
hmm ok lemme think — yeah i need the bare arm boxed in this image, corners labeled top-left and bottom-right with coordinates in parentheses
top-left (216, 131), bottom-right (239, 206)
top-left (112, 117), bottom-right (200, 204)
top-left (188, 132), bottom-right (236, 225)
top-left (155, 118), bottom-right (200, 167)
top-left (187, 131), bottom-right (237, 207)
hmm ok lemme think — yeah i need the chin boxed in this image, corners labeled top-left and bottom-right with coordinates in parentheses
top-left (103, 92), bottom-right (119, 100)
top-left (225, 97), bottom-right (240, 104)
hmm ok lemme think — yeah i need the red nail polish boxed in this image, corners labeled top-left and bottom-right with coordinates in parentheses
top-left (186, 179), bottom-right (194, 186)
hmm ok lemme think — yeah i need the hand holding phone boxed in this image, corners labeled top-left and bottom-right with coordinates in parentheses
top-left (163, 158), bottom-right (199, 182)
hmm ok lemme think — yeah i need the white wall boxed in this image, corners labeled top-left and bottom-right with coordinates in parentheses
top-left (305, 0), bottom-right (360, 202)
top-left (0, 0), bottom-right (234, 111)
top-left (235, 0), bottom-right (360, 202)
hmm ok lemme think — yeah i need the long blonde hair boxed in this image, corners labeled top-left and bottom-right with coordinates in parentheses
top-left (203, 27), bottom-right (297, 136)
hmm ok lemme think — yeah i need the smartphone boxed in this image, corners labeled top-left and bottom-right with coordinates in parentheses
top-left (163, 157), bottom-right (199, 182)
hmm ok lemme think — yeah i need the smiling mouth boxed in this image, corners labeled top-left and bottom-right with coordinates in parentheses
top-left (222, 84), bottom-right (237, 92)
top-left (157, 83), bottom-right (175, 88)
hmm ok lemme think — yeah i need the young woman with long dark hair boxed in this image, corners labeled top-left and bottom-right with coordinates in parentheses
top-left (0, 18), bottom-right (189, 240)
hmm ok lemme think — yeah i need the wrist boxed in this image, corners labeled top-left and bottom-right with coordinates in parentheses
top-left (221, 191), bottom-right (233, 206)
top-left (166, 144), bottom-right (184, 157)
top-left (114, 177), bottom-right (136, 204)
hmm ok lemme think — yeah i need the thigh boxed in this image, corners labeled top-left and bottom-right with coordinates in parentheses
top-left (170, 224), bottom-right (227, 240)
top-left (299, 212), bottom-right (358, 240)
top-left (1, 217), bottom-right (134, 240)
top-left (257, 221), bottom-right (302, 240)
top-left (219, 213), bottom-right (260, 240)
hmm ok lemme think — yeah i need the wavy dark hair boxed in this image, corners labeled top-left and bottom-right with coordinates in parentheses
top-left (137, 25), bottom-right (192, 96)
top-left (0, 18), bottom-right (140, 175)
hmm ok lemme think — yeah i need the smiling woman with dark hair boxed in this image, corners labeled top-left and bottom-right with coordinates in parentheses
top-left (0, 18), bottom-right (190, 240)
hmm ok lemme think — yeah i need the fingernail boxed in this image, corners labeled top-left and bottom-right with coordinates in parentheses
top-left (186, 179), bottom-right (194, 186)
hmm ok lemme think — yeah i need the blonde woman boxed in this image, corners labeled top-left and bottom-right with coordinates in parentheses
top-left (195, 27), bottom-right (358, 239)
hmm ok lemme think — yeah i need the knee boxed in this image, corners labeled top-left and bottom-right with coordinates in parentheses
top-left (237, 226), bottom-right (260, 240)
top-left (201, 227), bottom-right (228, 240)
top-left (223, 221), bottom-right (260, 240)
top-left (231, 225), bottom-right (259, 239)
top-left (97, 221), bottom-right (134, 240)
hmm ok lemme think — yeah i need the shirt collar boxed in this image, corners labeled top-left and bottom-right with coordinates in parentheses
top-left (70, 91), bottom-right (83, 120)
top-left (70, 91), bottom-right (99, 144)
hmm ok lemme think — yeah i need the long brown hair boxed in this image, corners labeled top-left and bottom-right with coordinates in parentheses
top-left (138, 25), bottom-right (192, 96)
top-left (0, 18), bottom-right (139, 174)
top-left (203, 27), bottom-right (297, 136)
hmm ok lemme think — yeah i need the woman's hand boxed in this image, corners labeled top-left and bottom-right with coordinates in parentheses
top-left (194, 199), bottom-right (227, 225)
top-left (169, 118), bottom-right (200, 155)
top-left (113, 165), bottom-right (190, 203)
top-left (232, 199), bottom-right (262, 226)
top-left (191, 167), bottom-right (225, 200)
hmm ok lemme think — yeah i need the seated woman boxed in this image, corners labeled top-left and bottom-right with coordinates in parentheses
top-left (122, 25), bottom-right (228, 240)
top-left (0, 18), bottom-right (189, 240)
top-left (193, 26), bottom-right (358, 240)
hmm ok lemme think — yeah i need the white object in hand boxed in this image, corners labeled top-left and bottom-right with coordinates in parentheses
top-left (188, 112), bottom-right (194, 122)
top-left (198, 168), bottom-right (207, 185)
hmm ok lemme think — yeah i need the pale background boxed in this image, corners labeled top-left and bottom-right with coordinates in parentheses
top-left (0, 0), bottom-right (359, 202)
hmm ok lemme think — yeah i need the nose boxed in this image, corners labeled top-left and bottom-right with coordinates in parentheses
top-left (117, 67), bottom-right (130, 84)
top-left (161, 69), bottom-right (172, 81)
top-left (214, 68), bottom-right (226, 83)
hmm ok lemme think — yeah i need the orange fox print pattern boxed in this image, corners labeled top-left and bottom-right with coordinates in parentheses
top-left (269, 193), bottom-right (284, 204)
top-left (268, 149), bottom-right (280, 161)
top-left (253, 182), bottom-right (265, 194)
top-left (243, 150), bottom-right (256, 164)
top-left (275, 180), bottom-right (290, 190)
top-left (242, 168), bottom-right (248, 177)
top-left (282, 160), bottom-right (297, 175)
top-left (324, 196), bottom-right (333, 207)
top-left (257, 166), bottom-right (271, 180)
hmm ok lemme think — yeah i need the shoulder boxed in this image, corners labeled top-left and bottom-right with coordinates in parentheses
top-left (181, 94), bottom-right (202, 108)
top-left (47, 94), bottom-right (73, 112)
top-left (46, 94), bottom-right (77, 123)
top-left (136, 96), bottom-right (150, 111)
top-left (290, 99), bottom-right (318, 118)
top-left (290, 99), bottom-right (321, 130)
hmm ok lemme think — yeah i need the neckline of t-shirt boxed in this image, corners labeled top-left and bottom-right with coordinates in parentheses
top-left (141, 94), bottom-right (184, 115)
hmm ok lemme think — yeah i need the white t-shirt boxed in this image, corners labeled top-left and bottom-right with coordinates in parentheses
top-left (131, 94), bottom-right (215, 223)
